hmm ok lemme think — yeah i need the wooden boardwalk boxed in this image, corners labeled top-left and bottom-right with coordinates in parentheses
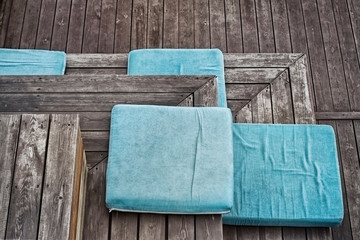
top-left (0, 0), bottom-right (359, 239)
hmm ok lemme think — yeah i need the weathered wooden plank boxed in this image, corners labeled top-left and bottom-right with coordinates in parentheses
top-left (86, 151), bottom-right (107, 168)
top-left (224, 0), bottom-right (242, 52)
top-left (0, 0), bottom-right (12, 47)
top-left (226, 83), bottom-right (268, 100)
top-left (223, 226), bottom-right (237, 240)
top-left (282, 227), bottom-right (306, 240)
top-left (147, 0), bottom-right (163, 48)
top-left (240, 0), bottom-right (259, 53)
top-left (178, 94), bottom-right (194, 107)
top-left (139, 214), bottom-right (166, 240)
top-left (260, 227), bottom-right (282, 240)
top-left (67, 54), bottom-right (128, 68)
top-left (163, 0), bottom-right (179, 48)
top-left (19, 0), bottom-right (41, 49)
top-left (0, 93), bottom-right (186, 112)
top-left (111, 212), bottom-right (138, 240)
top-left (209, 0), bottom-right (226, 51)
top-left (83, 160), bottom-right (109, 240)
top-left (315, 112), bottom-right (360, 120)
top-left (98, 0), bottom-right (117, 53)
top-left (65, 68), bottom-right (127, 75)
top-left (251, 85), bottom-right (272, 123)
top-left (168, 215), bottom-right (195, 240)
top-left (347, 0), bottom-right (360, 64)
top-left (271, 69), bottom-right (294, 124)
top-left (225, 68), bottom-right (285, 84)
top-left (51, 0), bottom-right (71, 51)
top-left (82, 0), bottom-right (101, 52)
top-left (82, 131), bottom-right (109, 152)
top-left (194, 0), bottom-right (210, 48)
top-left (6, 114), bottom-right (50, 239)
top-left (255, 0), bottom-right (275, 53)
top-left (306, 228), bottom-right (332, 240)
top-left (227, 100), bottom-right (250, 118)
top-left (237, 226), bottom-right (260, 240)
top-left (4, 0), bottom-right (26, 48)
top-left (66, 0), bottom-right (86, 53)
top-left (271, 0), bottom-right (292, 53)
top-left (336, 120), bottom-right (360, 240)
top-left (77, 150), bottom-right (87, 240)
top-left (0, 75), bottom-right (214, 93)
top-left (114, 0), bottom-right (132, 53)
top-left (0, 115), bottom-right (21, 240)
top-left (289, 55), bottom-right (316, 124)
top-left (234, 101), bottom-right (252, 123)
top-left (38, 114), bottom-right (84, 240)
top-left (131, 0), bottom-right (147, 49)
top-left (194, 77), bottom-right (218, 107)
top-left (35, 0), bottom-right (57, 49)
top-left (318, 120), bottom-right (352, 240)
top-left (332, 0), bottom-right (360, 111)
top-left (178, 0), bottom-right (194, 48)
top-left (223, 53), bottom-right (302, 67)
top-left (317, 0), bottom-right (350, 112)
top-left (302, 0), bottom-right (333, 112)
top-left (196, 215), bottom-right (223, 240)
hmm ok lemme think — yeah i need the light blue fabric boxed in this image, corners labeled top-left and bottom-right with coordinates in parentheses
top-left (0, 48), bottom-right (66, 75)
top-left (223, 124), bottom-right (344, 227)
top-left (106, 105), bottom-right (234, 214)
top-left (127, 49), bottom-right (227, 107)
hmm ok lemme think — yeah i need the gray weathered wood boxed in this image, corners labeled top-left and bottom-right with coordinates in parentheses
top-left (66, 0), bottom-right (86, 53)
top-left (315, 112), bottom-right (360, 120)
top-left (240, 0), bottom-right (259, 53)
top-left (194, 0), bottom-right (210, 48)
top-left (226, 84), bottom-right (268, 100)
top-left (82, 0), bottom-right (101, 53)
top-left (98, 0), bottom-right (116, 53)
top-left (235, 101), bottom-right (253, 123)
top-left (139, 214), bottom-right (166, 240)
top-left (178, 0), bottom-right (194, 48)
top-left (19, 0), bottom-right (41, 49)
top-left (209, 0), bottom-right (226, 51)
top-left (66, 54), bottom-right (128, 68)
top-left (237, 226), bottom-right (260, 240)
top-left (114, 0), bottom-right (132, 53)
top-left (255, 0), bottom-right (275, 53)
top-left (147, 0), bottom-right (163, 48)
top-left (111, 212), bottom-right (138, 240)
top-left (131, 0), bottom-right (147, 49)
top-left (168, 215), bottom-right (195, 240)
top-left (224, 0), bottom-right (243, 52)
top-left (0, 115), bottom-right (21, 239)
top-left (38, 114), bottom-right (84, 240)
top-left (163, 0), bottom-right (179, 48)
top-left (223, 225), bottom-right (237, 240)
top-left (51, 0), bottom-right (71, 51)
top-left (6, 114), bottom-right (50, 239)
top-left (250, 86), bottom-right (272, 123)
top-left (196, 215), bottom-right (223, 240)
top-left (194, 77), bottom-right (218, 107)
top-left (0, 75), bottom-right (215, 93)
top-left (225, 68), bottom-right (285, 84)
top-left (224, 53), bottom-right (303, 68)
top-left (271, 0), bottom-right (292, 53)
top-left (282, 227), bottom-right (306, 240)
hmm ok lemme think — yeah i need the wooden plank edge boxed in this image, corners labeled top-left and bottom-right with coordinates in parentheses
top-left (76, 150), bottom-right (88, 240)
top-left (315, 112), bottom-right (360, 120)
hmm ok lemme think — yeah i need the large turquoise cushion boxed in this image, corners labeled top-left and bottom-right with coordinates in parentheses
top-left (223, 124), bottom-right (343, 227)
top-left (127, 49), bottom-right (227, 107)
top-left (0, 48), bottom-right (66, 75)
top-left (106, 105), bottom-right (234, 214)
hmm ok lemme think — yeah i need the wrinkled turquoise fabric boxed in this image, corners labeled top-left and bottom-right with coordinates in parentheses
top-left (223, 124), bottom-right (343, 227)
top-left (0, 48), bottom-right (66, 75)
top-left (106, 105), bottom-right (234, 214)
top-left (127, 49), bottom-right (227, 107)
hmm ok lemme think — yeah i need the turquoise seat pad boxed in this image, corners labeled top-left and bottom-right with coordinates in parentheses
top-left (0, 48), bottom-right (66, 75)
top-left (127, 49), bottom-right (227, 107)
top-left (223, 124), bottom-right (343, 227)
top-left (106, 105), bottom-right (234, 214)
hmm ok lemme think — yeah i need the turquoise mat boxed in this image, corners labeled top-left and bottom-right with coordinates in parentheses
top-left (223, 124), bottom-right (343, 227)
top-left (127, 49), bottom-right (227, 107)
top-left (0, 48), bottom-right (66, 75)
top-left (106, 105), bottom-right (234, 214)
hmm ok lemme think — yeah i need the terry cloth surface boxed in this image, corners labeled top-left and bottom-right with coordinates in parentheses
top-left (0, 48), bottom-right (66, 75)
top-left (127, 48), bottom-right (227, 107)
top-left (106, 105), bottom-right (234, 214)
top-left (223, 124), bottom-right (343, 227)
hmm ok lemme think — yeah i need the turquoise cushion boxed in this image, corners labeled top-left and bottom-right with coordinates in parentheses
top-left (0, 48), bottom-right (66, 75)
top-left (106, 105), bottom-right (234, 214)
top-left (127, 49), bottom-right (227, 107)
top-left (224, 124), bottom-right (343, 227)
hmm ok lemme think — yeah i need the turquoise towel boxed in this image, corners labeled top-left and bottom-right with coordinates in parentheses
top-left (223, 124), bottom-right (344, 227)
top-left (128, 49), bottom-right (227, 107)
top-left (106, 105), bottom-right (234, 214)
top-left (0, 48), bottom-right (66, 75)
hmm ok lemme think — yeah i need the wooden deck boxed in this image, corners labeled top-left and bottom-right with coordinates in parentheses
top-left (0, 0), bottom-right (359, 239)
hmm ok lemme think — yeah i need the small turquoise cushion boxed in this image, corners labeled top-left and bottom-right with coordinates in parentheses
top-left (106, 105), bottom-right (234, 214)
top-left (223, 124), bottom-right (343, 227)
top-left (0, 48), bottom-right (66, 75)
top-left (127, 49), bottom-right (227, 107)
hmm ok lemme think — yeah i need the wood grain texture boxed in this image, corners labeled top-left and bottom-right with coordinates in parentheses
top-left (163, 0), bottom-right (179, 48)
top-left (196, 215), bottom-right (223, 240)
top-left (194, 0), bottom-right (210, 48)
top-left (4, 0), bottom-right (26, 48)
top-left (0, 115), bottom-right (20, 240)
top-left (255, 0), bottom-right (275, 53)
top-left (147, 0), bottom-right (163, 48)
top-left (240, 0), bottom-right (259, 53)
top-left (35, 0), bottom-right (57, 49)
top-left (38, 114), bottom-right (82, 240)
top-left (168, 215), bottom-right (195, 240)
top-left (209, 0), bottom-right (226, 51)
top-left (111, 212), bottom-right (138, 240)
top-left (20, 0), bottom-right (41, 49)
top-left (226, 84), bottom-right (268, 100)
top-left (82, 0), bottom-right (101, 53)
top-left (178, 0), bottom-right (194, 48)
top-left (131, 0), bottom-right (147, 49)
top-left (98, 0), bottom-right (117, 53)
top-left (114, 0), bottom-right (132, 53)
top-left (6, 114), bottom-right (50, 239)
top-left (224, 0), bottom-right (242, 52)
top-left (66, 0), bottom-right (86, 53)
top-left (139, 214), bottom-right (166, 240)
top-left (51, 0), bottom-right (72, 51)
top-left (194, 77), bottom-right (218, 107)
top-left (271, 0), bottom-right (291, 53)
